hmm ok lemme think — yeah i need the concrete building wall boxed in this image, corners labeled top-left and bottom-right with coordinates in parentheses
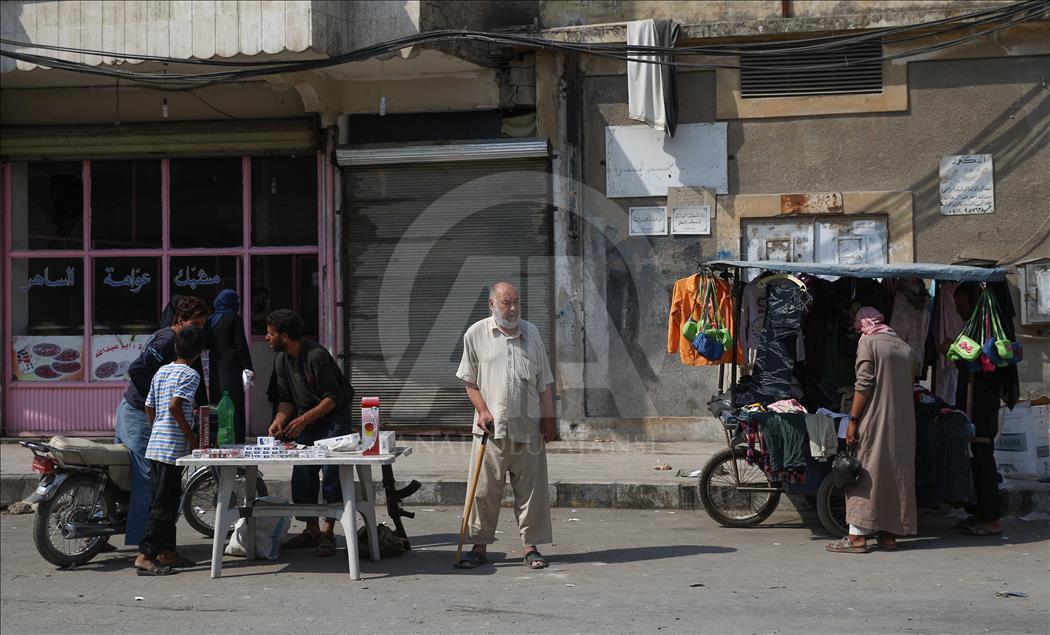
top-left (539, 0), bottom-right (1013, 29)
top-left (570, 54), bottom-right (1049, 438)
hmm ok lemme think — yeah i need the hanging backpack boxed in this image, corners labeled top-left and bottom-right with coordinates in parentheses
top-left (691, 277), bottom-right (726, 361)
top-left (947, 289), bottom-right (987, 362)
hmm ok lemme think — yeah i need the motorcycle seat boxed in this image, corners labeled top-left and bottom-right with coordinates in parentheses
top-left (49, 436), bottom-right (131, 466)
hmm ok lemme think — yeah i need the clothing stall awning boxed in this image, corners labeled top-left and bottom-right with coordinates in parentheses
top-left (706, 260), bottom-right (1007, 283)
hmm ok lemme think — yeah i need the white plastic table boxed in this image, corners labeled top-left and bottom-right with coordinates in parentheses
top-left (176, 447), bottom-right (411, 580)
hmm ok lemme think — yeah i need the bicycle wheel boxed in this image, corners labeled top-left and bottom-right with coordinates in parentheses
top-left (698, 447), bottom-right (781, 527)
top-left (816, 475), bottom-right (848, 538)
top-left (181, 468), bottom-right (268, 538)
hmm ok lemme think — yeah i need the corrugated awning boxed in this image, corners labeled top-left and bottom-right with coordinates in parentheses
top-left (707, 260), bottom-right (1007, 282)
top-left (0, 118), bottom-right (319, 160)
top-left (336, 138), bottom-right (549, 166)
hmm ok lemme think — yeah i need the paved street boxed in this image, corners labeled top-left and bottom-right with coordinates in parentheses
top-left (2, 506), bottom-right (1047, 634)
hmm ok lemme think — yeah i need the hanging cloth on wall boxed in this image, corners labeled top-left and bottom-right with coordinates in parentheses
top-left (626, 19), bottom-right (680, 136)
top-left (667, 274), bottom-right (743, 366)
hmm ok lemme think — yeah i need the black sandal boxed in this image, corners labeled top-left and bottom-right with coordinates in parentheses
top-left (454, 550), bottom-right (488, 569)
top-left (524, 550), bottom-right (549, 569)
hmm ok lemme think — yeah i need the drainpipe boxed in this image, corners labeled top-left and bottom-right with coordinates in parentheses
top-left (782, 0), bottom-right (792, 18)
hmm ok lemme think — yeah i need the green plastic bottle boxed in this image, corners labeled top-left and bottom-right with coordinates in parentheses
top-left (217, 391), bottom-right (235, 447)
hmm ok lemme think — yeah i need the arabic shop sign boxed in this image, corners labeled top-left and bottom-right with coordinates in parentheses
top-left (173, 266), bottom-right (222, 289)
top-left (103, 267), bottom-right (153, 293)
top-left (940, 154), bottom-right (994, 216)
top-left (20, 266), bottom-right (76, 292)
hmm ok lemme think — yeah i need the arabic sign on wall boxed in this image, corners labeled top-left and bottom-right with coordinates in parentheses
top-left (605, 123), bottom-right (729, 198)
top-left (940, 154), bottom-right (994, 215)
top-left (671, 206), bottom-right (711, 235)
top-left (629, 206), bottom-right (668, 236)
top-left (12, 336), bottom-right (84, 381)
top-left (92, 334), bottom-right (152, 381)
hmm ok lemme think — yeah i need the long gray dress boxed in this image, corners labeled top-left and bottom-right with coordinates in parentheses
top-left (846, 332), bottom-right (918, 535)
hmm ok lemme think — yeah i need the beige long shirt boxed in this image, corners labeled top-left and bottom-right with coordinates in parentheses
top-left (456, 316), bottom-right (554, 442)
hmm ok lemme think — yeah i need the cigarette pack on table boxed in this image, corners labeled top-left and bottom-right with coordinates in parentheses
top-left (379, 431), bottom-right (396, 455)
top-left (314, 433), bottom-right (360, 452)
top-left (257, 436), bottom-right (277, 446)
top-left (198, 406), bottom-right (212, 450)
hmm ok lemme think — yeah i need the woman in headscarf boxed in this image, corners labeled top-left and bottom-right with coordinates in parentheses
top-left (206, 289), bottom-right (254, 443)
top-left (826, 307), bottom-right (917, 553)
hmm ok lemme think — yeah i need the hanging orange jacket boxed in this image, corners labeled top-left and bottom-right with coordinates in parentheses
top-left (667, 274), bottom-right (744, 366)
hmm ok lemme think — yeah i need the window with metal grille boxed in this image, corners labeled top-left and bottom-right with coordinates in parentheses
top-left (740, 41), bottom-right (883, 98)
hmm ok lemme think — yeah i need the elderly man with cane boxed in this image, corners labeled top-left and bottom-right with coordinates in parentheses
top-left (454, 282), bottom-right (556, 570)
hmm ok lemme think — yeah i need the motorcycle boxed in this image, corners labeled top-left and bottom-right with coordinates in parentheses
top-left (21, 437), bottom-right (267, 567)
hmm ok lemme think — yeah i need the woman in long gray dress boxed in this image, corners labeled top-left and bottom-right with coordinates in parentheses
top-left (827, 307), bottom-right (917, 553)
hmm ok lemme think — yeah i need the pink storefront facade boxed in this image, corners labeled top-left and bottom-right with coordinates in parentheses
top-left (1, 133), bottom-right (339, 437)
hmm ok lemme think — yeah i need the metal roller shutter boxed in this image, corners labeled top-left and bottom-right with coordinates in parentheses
top-left (342, 158), bottom-right (552, 433)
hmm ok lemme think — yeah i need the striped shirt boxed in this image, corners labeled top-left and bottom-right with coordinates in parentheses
top-left (145, 362), bottom-right (199, 464)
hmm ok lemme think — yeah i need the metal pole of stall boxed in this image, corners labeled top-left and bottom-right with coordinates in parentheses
top-left (730, 266), bottom-right (743, 405)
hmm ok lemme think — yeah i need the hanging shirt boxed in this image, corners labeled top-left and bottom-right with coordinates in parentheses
top-left (667, 274), bottom-right (744, 366)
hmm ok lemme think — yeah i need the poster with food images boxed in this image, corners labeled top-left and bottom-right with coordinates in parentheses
top-left (91, 334), bottom-right (152, 381)
top-left (12, 336), bottom-right (85, 381)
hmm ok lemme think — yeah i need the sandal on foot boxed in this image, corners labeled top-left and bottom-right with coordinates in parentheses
top-left (960, 524), bottom-right (1001, 536)
top-left (825, 538), bottom-right (870, 554)
top-left (135, 560), bottom-right (176, 576)
top-left (876, 534), bottom-right (899, 551)
top-left (454, 550), bottom-right (488, 569)
top-left (316, 535), bottom-right (336, 557)
top-left (162, 553), bottom-right (197, 568)
top-left (524, 550), bottom-right (549, 569)
top-left (282, 532), bottom-right (320, 550)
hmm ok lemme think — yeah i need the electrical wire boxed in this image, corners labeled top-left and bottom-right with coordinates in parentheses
top-left (0, 0), bottom-right (1046, 88)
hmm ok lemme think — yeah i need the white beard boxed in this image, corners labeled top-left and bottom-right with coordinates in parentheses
top-left (492, 310), bottom-right (519, 331)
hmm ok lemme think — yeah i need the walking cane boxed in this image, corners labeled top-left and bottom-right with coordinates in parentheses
top-left (454, 431), bottom-right (489, 565)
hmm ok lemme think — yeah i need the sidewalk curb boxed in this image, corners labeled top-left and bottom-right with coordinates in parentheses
top-left (3, 474), bottom-right (1046, 515)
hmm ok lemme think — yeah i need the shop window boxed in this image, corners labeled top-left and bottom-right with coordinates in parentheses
top-left (11, 162), bottom-right (84, 250)
top-left (170, 255), bottom-right (240, 310)
top-left (251, 156), bottom-right (318, 247)
top-left (93, 257), bottom-right (161, 335)
top-left (169, 158), bottom-right (243, 248)
top-left (91, 160), bottom-right (162, 249)
top-left (250, 254), bottom-right (319, 337)
top-left (10, 258), bottom-right (85, 382)
top-left (90, 256), bottom-right (162, 381)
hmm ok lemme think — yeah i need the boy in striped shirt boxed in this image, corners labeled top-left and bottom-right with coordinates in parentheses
top-left (134, 325), bottom-right (205, 576)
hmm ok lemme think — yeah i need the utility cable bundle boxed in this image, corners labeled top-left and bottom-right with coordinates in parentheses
top-left (0, 0), bottom-right (1046, 89)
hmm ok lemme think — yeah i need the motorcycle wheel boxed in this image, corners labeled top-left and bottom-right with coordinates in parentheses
top-left (33, 475), bottom-right (117, 568)
top-left (816, 475), bottom-right (849, 538)
top-left (181, 468), bottom-right (268, 538)
top-left (698, 447), bottom-right (781, 527)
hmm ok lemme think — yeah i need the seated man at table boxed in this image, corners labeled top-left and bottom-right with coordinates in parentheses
top-left (265, 309), bottom-right (353, 557)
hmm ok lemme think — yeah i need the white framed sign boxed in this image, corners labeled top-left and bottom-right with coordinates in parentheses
top-left (606, 123), bottom-right (728, 198)
top-left (940, 154), bottom-right (994, 215)
top-left (629, 206), bottom-right (668, 236)
top-left (671, 205), bottom-right (711, 235)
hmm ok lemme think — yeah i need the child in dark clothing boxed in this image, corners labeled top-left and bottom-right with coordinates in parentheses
top-left (134, 326), bottom-right (205, 576)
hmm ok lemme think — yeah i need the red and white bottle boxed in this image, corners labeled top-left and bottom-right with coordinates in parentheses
top-left (361, 397), bottom-right (380, 455)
